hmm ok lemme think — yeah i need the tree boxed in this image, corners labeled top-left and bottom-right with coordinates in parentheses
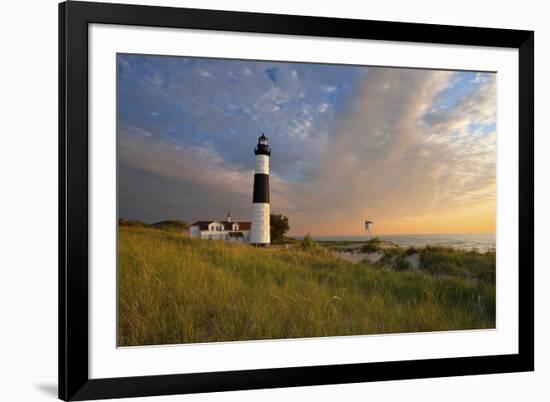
top-left (270, 214), bottom-right (289, 243)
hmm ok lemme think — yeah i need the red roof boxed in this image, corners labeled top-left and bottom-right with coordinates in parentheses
top-left (234, 221), bottom-right (251, 230)
top-left (189, 221), bottom-right (212, 230)
top-left (190, 220), bottom-right (251, 231)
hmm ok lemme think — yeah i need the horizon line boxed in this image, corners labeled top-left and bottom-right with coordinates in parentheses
top-left (288, 231), bottom-right (496, 237)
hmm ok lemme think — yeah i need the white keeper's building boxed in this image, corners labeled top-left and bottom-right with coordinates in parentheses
top-left (189, 213), bottom-right (251, 243)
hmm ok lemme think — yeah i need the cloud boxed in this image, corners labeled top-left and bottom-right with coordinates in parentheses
top-left (471, 72), bottom-right (488, 84)
top-left (119, 126), bottom-right (251, 222)
top-left (274, 68), bottom-right (496, 234)
top-left (317, 103), bottom-right (329, 113)
top-left (116, 54), bottom-right (361, 182)
top-left (117, 54), bottom-right (496, 234)
top-left (197, 69), bottom-right (211, 77)
top-left (424, 74), bottom-right (496, 136)
top-left (118, 125), bottom-right (296, 223)
top-left (151, 73), bottom-right (163, 87)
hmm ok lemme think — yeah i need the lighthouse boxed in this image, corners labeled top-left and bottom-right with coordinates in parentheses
top-left (251, 134), bottom-right (271, 246)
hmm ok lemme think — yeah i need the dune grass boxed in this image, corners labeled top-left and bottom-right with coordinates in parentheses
top-left (117, 227), bottom-right (495, 346)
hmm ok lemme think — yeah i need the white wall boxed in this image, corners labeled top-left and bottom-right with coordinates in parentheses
top-left (251, 203), bottom-right (271, 244)
top-left (190, 225), bottom-right (251, 241)
top-left (0, 0), bottom-right (547, 401)
top-left (255, 154), bottom-right (269, 175)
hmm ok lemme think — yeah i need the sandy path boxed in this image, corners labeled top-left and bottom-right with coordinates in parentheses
top-left (404, 253), bottom-right (420, 270)
top-left (335, 251), bottom-right (384, 264)
top-left (335, 251), bottom-right (420, 271)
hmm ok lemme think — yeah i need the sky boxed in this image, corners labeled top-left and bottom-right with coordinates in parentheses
top-left (117, 54), bottom-right (496, 235)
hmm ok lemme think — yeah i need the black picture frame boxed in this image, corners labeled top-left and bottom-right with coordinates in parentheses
top-left (59, 1), bottom-right (534, 400)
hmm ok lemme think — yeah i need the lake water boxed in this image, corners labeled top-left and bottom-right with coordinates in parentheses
top-left (292, 233), bottom-right (496, 252)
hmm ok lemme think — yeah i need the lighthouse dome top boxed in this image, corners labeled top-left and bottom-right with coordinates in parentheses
top-left (255, 133), bottom-right (271, 156)
top-left (258, 133), bottom-right (268, 144)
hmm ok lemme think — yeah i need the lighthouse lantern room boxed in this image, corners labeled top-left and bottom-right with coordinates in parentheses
top-left (251, 134), bottom-right (271, 246)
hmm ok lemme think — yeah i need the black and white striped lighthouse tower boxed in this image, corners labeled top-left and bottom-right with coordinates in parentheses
top-left (251, 134), bottom-right (271, 246)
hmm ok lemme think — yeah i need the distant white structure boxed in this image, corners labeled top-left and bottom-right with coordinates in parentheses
top-left (365, 220), bottom-right (374, 237)
top-left (189, 213), bottom-right (251, 243)
top-left (250, 134), bottom-right (271, 246)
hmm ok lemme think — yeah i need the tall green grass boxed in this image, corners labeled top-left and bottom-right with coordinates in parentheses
top-left (118, 227), bottom-right (495, 346)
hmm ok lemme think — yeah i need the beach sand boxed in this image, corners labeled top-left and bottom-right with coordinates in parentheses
top-left (335, 251), bottom-right (383, 264)
top-left (334, 250), bottom-right (420, 270)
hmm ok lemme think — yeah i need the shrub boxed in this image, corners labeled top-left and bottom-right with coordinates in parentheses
top-left (118, 218), bottom-right (149, 228)
top-left (152, 220), bottom-right (189, 232)
top-left (301, 233), bottom-right (319, 250)
top-left (392, 256), bottom-right (410, 272)
top-left (419, 246), bottom-right (496, 282)
top-left (361, 237), bottom-right (382, 253)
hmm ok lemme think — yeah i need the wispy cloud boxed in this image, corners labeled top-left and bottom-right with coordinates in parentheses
top-left (280, 68), bottom-right (496, 234)
top-left (197, 69), bottom-right (211, 77)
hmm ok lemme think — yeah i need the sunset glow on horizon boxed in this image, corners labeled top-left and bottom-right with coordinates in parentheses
top-left (287, 200), bottom-right (496, 236)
